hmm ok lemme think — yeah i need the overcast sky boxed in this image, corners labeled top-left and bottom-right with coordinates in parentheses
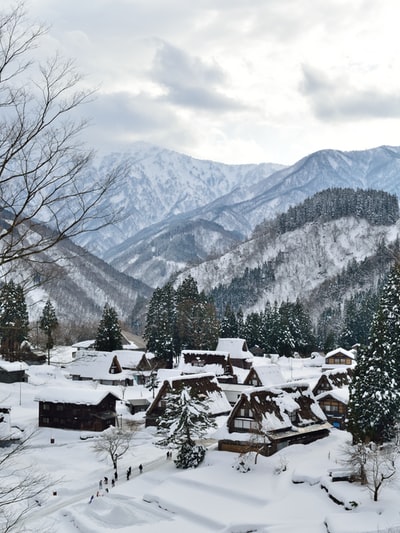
top-left (26, 0), bottom-right (400, 165)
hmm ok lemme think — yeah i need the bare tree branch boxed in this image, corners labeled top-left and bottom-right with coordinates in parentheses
top-left (0, 2), bottom-right (128, 268)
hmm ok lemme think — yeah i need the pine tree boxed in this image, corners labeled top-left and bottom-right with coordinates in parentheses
top-left (95, 304), bottom-right (123, 352)
top-left (39, 299), bottom-right (59, 364)
top-left (0, 281), bottom-right (29, 361)
top-left (157, 385), bottom-right (217, 469)
top-left (348, 264), bottom-right (400, 444)
top-left (144, 283), bottom-right (177, 368)
top-left (176, 276), bottom-right (219, 351)
top-left (220, 304), bottom-right (238, 337)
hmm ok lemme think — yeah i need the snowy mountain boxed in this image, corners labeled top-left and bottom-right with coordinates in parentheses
top-left (88, 144), bottom-right (400, 289)
top-left (75, 142), bottom-right (284, 259)
top-left (12, 144), bottom-right (400, 330)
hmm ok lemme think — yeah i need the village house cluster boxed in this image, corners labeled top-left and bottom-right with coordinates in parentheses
top-left (0, 335), bottom-right (356, 455)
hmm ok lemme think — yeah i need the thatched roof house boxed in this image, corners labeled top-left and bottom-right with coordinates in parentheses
top-left (218, 382), bottom-right (330, 456)
top-left (145, 373), bottom-right (231, 427)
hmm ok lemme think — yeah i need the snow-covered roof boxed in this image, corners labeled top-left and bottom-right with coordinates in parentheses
top-left (65, 352), bottom-right (133, 380)
top-left (34, 388), bottom-right (120, 405)
top-left (112, 350), bottom-right (149, 369)
top-left (325, 347), bottom-right (355, 360)
top-left (248, 364), bottom-right (286, 386)
top-left (0, 361), bottom-right (28, 372)
top-left (316, 388), bottom-right (349, 404)
top-left (71, 340), bottom-right (95, 349)
top-left (215, 338), bottom-right (252, 360)
top-left (227, 382), bottom-right (326, 434)
top-left (150, 372), bottom-right (231, 416)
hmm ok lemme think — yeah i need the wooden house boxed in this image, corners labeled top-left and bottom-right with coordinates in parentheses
top-left (323, 348), bottom-right (356, 369)
top-left (66, 352), bottom-right (134, 386)
top-left (243, 364), bottom-right (285, 388)
top-left (145, 373), bottom-right (231, 427)
top-left (0, 361), bottom-right (28, 383)
top-left (216, 338), bottom-right (254, 369)
top-left (218, 382), bottom-right (330, 456)
top-left (316, 389), bottom-right (348, 430)
top-left (35, 389), bottom-right (119, 431)
top-left (178, 350), bottom-right (237, 383)
top-left (312, 367), bottom-right (353, 397)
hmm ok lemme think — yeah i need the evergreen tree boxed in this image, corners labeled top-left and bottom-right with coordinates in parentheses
top-left (242, 312), bottom-right (263, 349)
top-left (348, 264), bottom-right (400, 444)
top-left (176, 276), bottom-right (219, 351)
top-left (176, 275), bottom-right (201, 350)
top-left (220, 304), bottom-right (238, 337)
top-left (157, 385), bottom-right (217, 469)
top-left (279, 300), bottom-right (315, 356)
top-left (39, 299), bottom-right (59, 364)
top-left (95, 304), bottom-right (123, 352)
top-left (339, 290), bottom-right (378, 349)
top-left (144, 283), bottom-right (177, 368)
top-left (0, 281), bottom-right (29, 361)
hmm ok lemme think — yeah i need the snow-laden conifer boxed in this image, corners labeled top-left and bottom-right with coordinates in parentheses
top-left (348, 264), bottom-right (400, 443)
top-left (157, 386), bottom-right (216, 468)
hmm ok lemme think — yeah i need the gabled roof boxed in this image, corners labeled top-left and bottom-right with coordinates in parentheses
top-left (227, 382), bottom-right (326, 434)
top-left (178, 350), bottom-right (234, 378)
top-left (65, 352), bottom-right (132, 380)
top-left (147, 373), bottom-right (231, 417)
top-left (34, 388), bottom-right (120, 405)
top-left (313, 367), bottom-right (353, 393)
top-left (244, 364), bottom-right (285, 387)
top-left (325, 347), bottom-right (355, 360)
top-left (216, 338), bottom-right (252, 360)
top-left (112, 350), bottom-right (151, 370)
top-left (316, 388), bottom-right (349, 405)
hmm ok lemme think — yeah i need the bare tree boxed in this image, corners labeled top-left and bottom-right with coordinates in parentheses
top-left (0, 431), bottom-right (54, 533)
top-left (0, 3), bottom-right (125, 272)
top-left (92, 426), bottom-right (135, 471)
top-left (341, 441), bottom-right (398, 501)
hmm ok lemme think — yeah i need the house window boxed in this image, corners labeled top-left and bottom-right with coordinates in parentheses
top-left (324, 401), bottom-right (345, 414)
top-left (42, 417), bottom-right (50, 424)
top-left (238, 407), bottom-right (253, 418)
top-left (56, 404), bottom-right (64, 411)
top-left (250, 378), bottom-right (258, 386)
top-left (234, 418), bottom-right (259, 430)
top-left (43, 404), bottom-right (50, 411)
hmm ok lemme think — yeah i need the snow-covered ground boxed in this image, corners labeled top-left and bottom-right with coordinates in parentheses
top-left (2, 348), bottom-right (400, 533)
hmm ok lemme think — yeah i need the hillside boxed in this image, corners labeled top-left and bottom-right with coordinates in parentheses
top-left (176, 189), bottom-right (400, 323)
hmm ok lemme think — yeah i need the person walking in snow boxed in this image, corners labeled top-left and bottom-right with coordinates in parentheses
top-left (139, 464), bottom-right (143, 474)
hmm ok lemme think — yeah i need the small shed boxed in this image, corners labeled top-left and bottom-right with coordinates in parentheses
top-left (0, 361), bottom-right (28, 383)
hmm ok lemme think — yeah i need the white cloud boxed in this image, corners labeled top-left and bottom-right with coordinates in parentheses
top-left (24, 0), bottom-right (400, 165)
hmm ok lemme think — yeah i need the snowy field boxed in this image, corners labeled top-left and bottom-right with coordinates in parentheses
top-left (2, 349), bottom-right (400, 533)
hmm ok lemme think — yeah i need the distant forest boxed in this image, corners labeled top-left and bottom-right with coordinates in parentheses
top-left (255, 187), bottom-right (399, 237)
